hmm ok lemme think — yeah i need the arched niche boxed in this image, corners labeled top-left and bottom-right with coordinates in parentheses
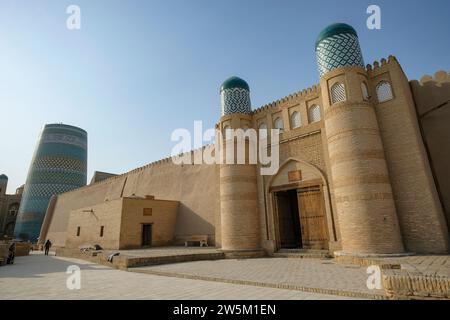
top-left (264, 158), bottom-right (337, 251)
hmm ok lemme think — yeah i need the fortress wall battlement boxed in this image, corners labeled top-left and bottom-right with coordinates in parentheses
top-left (252, 84), bottom-right (321, 116)
top-left (410, 70), bottom-right (450, 234)
top-left (367, 59), bottom-right (449, 253)
top-left (366, 55), bottom-right (400, 76)
top-left (418, 70), bottom-right (450, 85)
top-left (411, 70), bottom-right (450, 116)
top-left (45, 146), bottom-right (219, 248)
top-left (60, 146), bottom-right (212, 196)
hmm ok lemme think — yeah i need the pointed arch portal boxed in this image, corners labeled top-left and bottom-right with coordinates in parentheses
top-left (266, 158), bottom-right (336, 251)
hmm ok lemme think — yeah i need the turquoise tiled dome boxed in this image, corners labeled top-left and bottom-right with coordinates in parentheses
top-left (315, 23), bottom-right (365, 77)
top-left (220, 76), bottom-right (252, 116)
top-left (221, 76), bottom-right (250, 91)
top-left (0, 174), bottom-right (8, 180)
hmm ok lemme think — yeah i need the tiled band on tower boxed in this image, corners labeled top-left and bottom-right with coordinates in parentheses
top-left (14, 124), bottom-right (87, 242)
top-left (316, 24), bottom-right (404, 254)
top-left (219, 77), bottom-right (261, 252)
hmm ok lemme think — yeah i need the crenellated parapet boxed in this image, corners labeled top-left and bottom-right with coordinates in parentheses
top-left (366, 55), bottom-right (401, 77)
top-left (411, 70), bottom-right (450, 117)
top-left (252, 84), bottom-right (320, 116)
top-left (60, 145), bottom-right (214, 196)
top-left (418, 70), bottom-right (450, 85)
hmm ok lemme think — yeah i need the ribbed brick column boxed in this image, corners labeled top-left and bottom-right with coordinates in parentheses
top-left (316, 23), bottom-right (404, 254)
top-left (219, 115), bottom-right (260, 251)
top-left (218, 77), bottom-right (261, 253)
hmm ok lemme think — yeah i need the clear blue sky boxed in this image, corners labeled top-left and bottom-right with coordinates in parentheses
top-left (1, 0), bottom-right (449, 193)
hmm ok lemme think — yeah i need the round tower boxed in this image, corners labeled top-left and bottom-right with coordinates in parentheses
top-left (219, 76), bottom-right (261, 254)
top-left (0, 174), bottom-right (8, 196)
top-left (316, 23), bottom-right (404, 254)
top-left (14, 124), bottom-right (88, 242)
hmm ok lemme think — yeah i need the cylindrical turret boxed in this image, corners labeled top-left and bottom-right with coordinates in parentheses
top-left (219, 77), bottom-right (261, 253)
top-left (14, 124), bottom-right (87, 242)
top-left (0, 174), bottom-right (8, 196)
top-left (316, 23), bottom-right (404, 254)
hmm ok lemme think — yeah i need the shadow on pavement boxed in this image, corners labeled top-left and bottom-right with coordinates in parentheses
top-left (0, 252), bottom-right (109, 279)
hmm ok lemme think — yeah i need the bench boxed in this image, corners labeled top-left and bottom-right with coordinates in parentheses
top-left (79, 245), bottom-right (96, 253)
top-left (184, 235), bottom-right (209, 247)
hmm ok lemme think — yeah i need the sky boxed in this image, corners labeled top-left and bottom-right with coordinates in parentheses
top-left (0, 0), bottom-right (449, 193)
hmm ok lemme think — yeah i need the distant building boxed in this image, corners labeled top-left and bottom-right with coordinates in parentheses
top-left (0, 174), bottom-right (23, 238)
top-left (90, 171), bottom-right (118, 185)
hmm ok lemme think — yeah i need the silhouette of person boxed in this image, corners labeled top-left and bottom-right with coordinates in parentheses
top-left (44, 239), bottom-right (52, 256)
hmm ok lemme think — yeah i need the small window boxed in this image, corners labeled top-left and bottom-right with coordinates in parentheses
top-left (76, 226), bottom-right (81, 237)
top-left (330, 83), bottom-right (346, 104)
top-left (100, 226), bottom-right (104, 237)
top-left (361, 82), bottom-right (369, 101)
top-left (308, 105), bottom-right (321, 123)
top-left (258, 122), bottom-right (268, 140)
top-left (376, 81), bottom-right (394, 103)
top-left (290, 111), bottom-right (301, 129)
top-left (223, 125), bottom-right (232, 140)
top-left (258, 122), bottom-right (267, 130)
top-left (274, 117), bottom-right (284, 131)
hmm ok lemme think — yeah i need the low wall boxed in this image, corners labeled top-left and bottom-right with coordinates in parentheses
top-left (0, 243), bottom-right (10, 265)
top-left (15, 243), bottom-right (31, 257)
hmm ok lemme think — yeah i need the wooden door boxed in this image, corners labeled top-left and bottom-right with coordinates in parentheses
top-left (142, 224), bottom-right (152, 247)
top-left (275, 191), bottom-right (302, 249)
top-left (297, 186), bottom-right (329, 250)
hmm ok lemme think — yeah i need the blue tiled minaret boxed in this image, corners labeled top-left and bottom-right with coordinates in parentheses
top-left (14, 124), bottom-right (87, 242)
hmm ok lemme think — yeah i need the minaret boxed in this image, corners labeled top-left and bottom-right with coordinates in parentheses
top-left (0, 174), bottom-right (8, 196)
top-left (316, 23), bottom-right (404, 254)
top-left (218, 76), bottom-right (262, 255)
top-left (14, 124), bottom-right (88, 242)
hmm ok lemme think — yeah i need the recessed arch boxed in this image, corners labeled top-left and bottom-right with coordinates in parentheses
top-left (264, 157), bottom-right (337, 249)
top-left (330, 82), bottom-right (346, 104)
top-left (308, 105), bottom-right (321, 123)
top-left (376, 81), bottom-right (394, 103)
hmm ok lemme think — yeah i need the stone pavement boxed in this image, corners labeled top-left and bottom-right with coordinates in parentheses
top-left (0, 252), bottom-right (355, 300)
top-left (131, 257), bottom-right (385, 299)
top-left (372, 255), bottom-right (450, 299)
top-left (379, 255), bottom-right (450, 277)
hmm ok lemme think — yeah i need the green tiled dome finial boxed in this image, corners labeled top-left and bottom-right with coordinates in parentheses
top-left (315, 23), bottom-right (358, 49)
top-left (220, 76), bottom-right (250, 92)
top-left (220, 76), bottom-right (251, 116)
top-left (315, 23), bottom-right (365, 77)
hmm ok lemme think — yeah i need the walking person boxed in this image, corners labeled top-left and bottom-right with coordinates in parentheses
top-left (44, 239), bottom-right (52, 256)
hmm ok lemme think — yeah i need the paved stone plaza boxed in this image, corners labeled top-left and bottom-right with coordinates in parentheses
top-left (0, 252), bottom-right (355, 300)
top-left (132, 257), bottom-right (385, 299)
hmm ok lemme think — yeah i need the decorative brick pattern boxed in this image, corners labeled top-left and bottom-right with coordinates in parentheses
top-left (221, 88), bottom-right (252, 115)
top-left (14, 124), bottom-right (87, 242)
top-left (316, 33), bottom-right (365, 77)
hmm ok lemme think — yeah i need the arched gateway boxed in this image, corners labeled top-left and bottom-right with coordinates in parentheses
top-left (266, 158), bottom-right (337, 251)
